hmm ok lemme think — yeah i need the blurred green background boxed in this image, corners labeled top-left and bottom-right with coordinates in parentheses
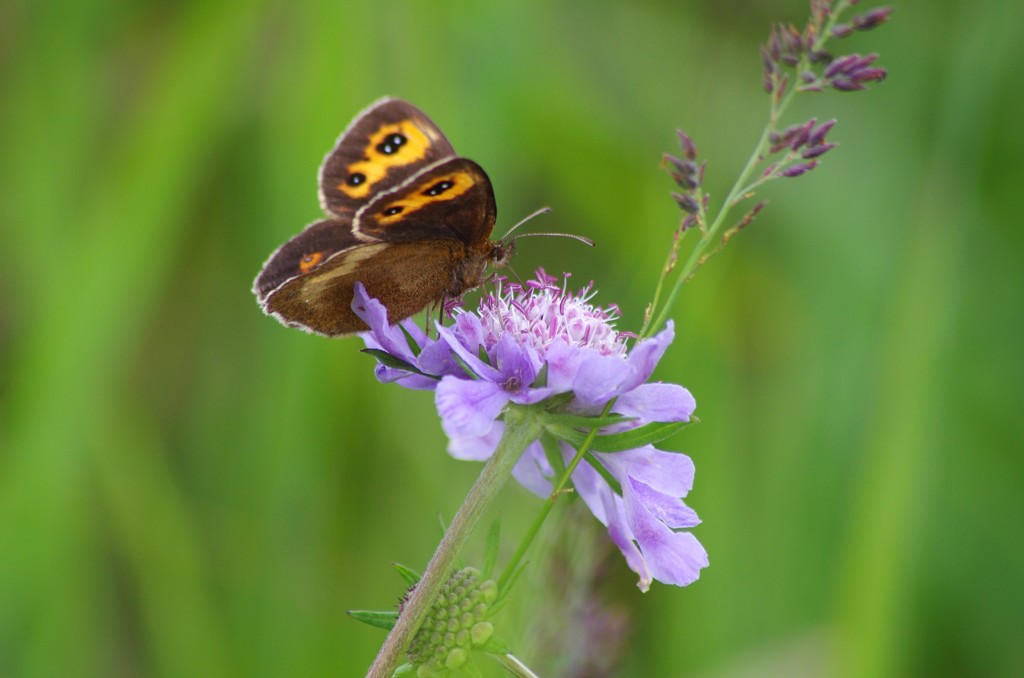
top-left (2, 0), bottom-right (1022, 676)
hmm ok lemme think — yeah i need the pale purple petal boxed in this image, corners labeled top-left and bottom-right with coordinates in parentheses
top-left (601, 488), bottom-right (652, 591)
top-left (435, 377), bottom-right (510, 439)
top-left (436, 325), bottom-right (502, 381)
top-left (511, 441), bottom-right (554, 497)
top-left (353, 282), bottom-right (418, 362)
top-left (597, 446), bottom-right (695, 497)
top-left (448, 421), bottom-right (503, 461)
top-left (492, 333), bottom-right (539, 390)
top-left (373, 365), bottom-right (438, 390)
top-left (622, 488), bottom-right (708, 587)
top-left (624, 476), bottom-right (700, 528)
top-left (417, 338), bottom-right (463, 378)
top-left (569, 455), bottom-right (613, 526)
top-left (572, 352), bottom-right (634, 405)
top-left (613, 383), bottom-right (696, 423)
top-left (544, 339), bottom-right (585, 393)
top-left (453, 312), bottom-right (486, 351)
top-left (617, 321), bottom-right (674, 394)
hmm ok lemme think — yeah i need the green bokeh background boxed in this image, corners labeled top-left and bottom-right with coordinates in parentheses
top-left (2, 0), bottom-right (1022, 676)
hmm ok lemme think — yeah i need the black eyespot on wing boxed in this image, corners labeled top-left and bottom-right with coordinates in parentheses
top-left (347, 172), bottom-right (366, 186)
top-left (376, 133), bottom-right (407, 155)
top-left (423, 180), bottom-right (454, 197)
top-left (383, 206), bottom-right (403, 216)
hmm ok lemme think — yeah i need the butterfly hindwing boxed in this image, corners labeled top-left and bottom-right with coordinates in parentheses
top-left (262, 240), bottom-right (469, 336)
top-left (318, 98), bottom-right (457, 219)
top-left (256, 98), bottom-right (509, 337)
top-left (252, 218), bottom-right (367, 304)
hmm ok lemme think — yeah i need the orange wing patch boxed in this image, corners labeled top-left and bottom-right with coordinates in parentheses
top-left (373, 171), bottom-right (476, 226)
top-left (299, 251), bottom-right (324, 273)
top-left (338, 119), bottom-right (433, 199)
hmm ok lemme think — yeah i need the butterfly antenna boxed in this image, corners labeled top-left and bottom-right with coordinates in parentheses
top-left (500, 207), bottom-right (552, 240)
top-left (500, 206), bottom-right (595, 247)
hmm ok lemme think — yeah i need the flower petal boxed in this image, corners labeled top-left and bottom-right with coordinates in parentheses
top-left (544, 338), bottom-right (585, 393)
top-left (353, 282), bottom-right (419, 362)
top-left (622, 486), bottom-right (708, 587)
top-left (511, 441), bottom-right (554, 497)
top-left (437, 324), bottom-right (502, 381)
top-left (613, 383), bottom-right (695, 423)
top-left (625, 476), bottom-right (700, 528)
top-left (492, 332), bottom-right (539, 390)
top-left (618, 321), bottom-right (674, 394)
top-left (597, 446), bottom-right (695, 498)
top-left (448, 421), bottom-right (504, 461)
top-left (572, 352), bottom-right (634, 405)
top-left (435, 377), bottom-right (510, 439)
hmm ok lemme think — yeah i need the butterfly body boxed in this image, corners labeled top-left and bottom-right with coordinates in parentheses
top-left (254, 98), bottom-right (509, 336)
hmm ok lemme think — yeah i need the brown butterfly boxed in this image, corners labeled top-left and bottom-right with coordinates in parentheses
top-left (253, 98), bottom-right (514, 336)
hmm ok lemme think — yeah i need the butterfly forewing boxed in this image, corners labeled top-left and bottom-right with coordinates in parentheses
top-left (319, 99), bottom-right (456, 219)
top-left (355, 158), bottom-right (497, 246)
top-left (256, 98), bottom-right (509, 337)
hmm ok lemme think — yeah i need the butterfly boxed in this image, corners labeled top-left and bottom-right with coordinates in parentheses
top-left (253, 98), bottom-right (514, 336)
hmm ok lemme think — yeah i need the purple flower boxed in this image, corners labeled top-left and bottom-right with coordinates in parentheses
top-left (354, 270), bottom-right (708, 590)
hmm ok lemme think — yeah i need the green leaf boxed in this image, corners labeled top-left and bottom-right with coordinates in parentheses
top-left (347, 609), bottom-right (399, 630)
top-left (392, 562), bottom-right (421, 586)
top-left (552, 420), bottom-right (693, 452)
top-left (398, 323), bottom-right (423, 357)
top-left (542, 412), bottom-right (635, 430)
top-left (539, 432), bottom-right (566, 479)
top-left (483, 518), bottom-right (501, 579)
top-left (584, 451), bottom-right (622, 494)
top-left (359, 349), bottom-right (437, 379)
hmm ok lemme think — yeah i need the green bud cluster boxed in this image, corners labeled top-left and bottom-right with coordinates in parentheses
top-left (407, 567), bottom-right (499, 676)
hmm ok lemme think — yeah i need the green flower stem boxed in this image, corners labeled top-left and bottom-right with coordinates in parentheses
top-left (642, 3), bottom-right (849, 339)
top-left (367, 406), bottom-right (543, 678)
top-left (498, 402), bottom-right (613, 590)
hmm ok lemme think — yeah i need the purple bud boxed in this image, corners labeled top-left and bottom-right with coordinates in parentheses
top-left (670, 171), bottom-right (699, 190)
top-left (831, 23), bottom-right (854, 38)
top-left (801, 70), bottom-right (817, 83)
top-left (781, 54), bottom-right (800, 68)
top-left (801, 142), bottom-right (837, 159)
top-left (853, 7), bottom-right (894, 30)
top-left (780, 160), bottom-right (818, 177)
top-left (676, 130), bottom-right (699, 160)
top-left (831, 79), bottom-right (866, 92)
top-left (853, 68), bottom-right (887, 84)
top-left (808, 118), bottom-right (836, 145)
top-left (769, 31), bottom-right (782, 61)
top-left (681, 214), bottom-right (698, 231)
top-left (789, 118), bottom-right (817, 151)
top-left (825, 54), bottom-right (858, 79)
top-left (672, 192), bottom-right (700, 213)
top-left (762, 162), bottom-right (779, 178)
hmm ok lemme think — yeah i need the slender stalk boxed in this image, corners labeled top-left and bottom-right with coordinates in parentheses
top-left (497, 403), bottom-right (613, 590)
top-left (642, 3), bottom-right (851, 339)
top-left (367, 407), bottom-right (543, 677)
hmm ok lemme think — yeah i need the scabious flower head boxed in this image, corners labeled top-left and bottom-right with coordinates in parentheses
top-left (353, 270), bottom-right (708, 590)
